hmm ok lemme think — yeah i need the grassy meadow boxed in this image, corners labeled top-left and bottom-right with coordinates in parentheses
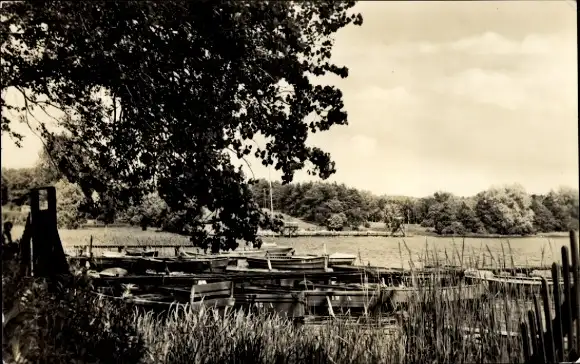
top-left (3, 224), bottom-right (575, 363)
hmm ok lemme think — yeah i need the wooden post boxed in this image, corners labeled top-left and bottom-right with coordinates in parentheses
top-left (521, 322), bottom-right (532, 363)
top-left (29, 189), bottom-right (39, 277)
top-left (190, 285), bottom-right (196, 306)
top-left (267, 253), bottom-right (273, 271)
top-left (326, 295), bottom-right (335, 318)
top-left (89, 235), bottom-right (94, 259)
top-left (570, 230), bottom-right (580, 353)
top-left (552, 264), bottom-right (564, 361)
top-left (562, 246), bottom-right (574, 353)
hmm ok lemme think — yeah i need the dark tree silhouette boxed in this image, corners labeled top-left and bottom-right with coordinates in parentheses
top-left (1, 1), bottom-right (363, 252)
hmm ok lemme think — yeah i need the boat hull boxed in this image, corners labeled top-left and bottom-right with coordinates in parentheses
top-left (125, 249), bottom-right (159, 257)
top-left (158, 281), bottom-right (234, 301)
top-left (93, 292), bottom-right (235, 312)
top-left (141, 257), bottom-right (231, 273)
top-left (234, 291), bottom-right (306, 318)
top-left (464, 270), bottom-right (563, 296)
top-left (237, 282), bottom-right (486, 314)
top-left (245, 256), bottom-right (327, 271)
top-left (328, 257), bottom-right (356, 266)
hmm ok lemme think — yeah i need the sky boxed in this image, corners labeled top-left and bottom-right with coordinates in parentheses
top-left (1, 1), bottom-right (578, 198)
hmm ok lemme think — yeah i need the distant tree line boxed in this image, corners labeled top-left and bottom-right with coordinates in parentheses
top-left (2, 159), bottom-right (578, 236)
top-left (2, 152), bottom-right (275, 234)
top-left (1, 161), bottom-right (213, 232)
top-left (249, 179), bottom-right (579, 235)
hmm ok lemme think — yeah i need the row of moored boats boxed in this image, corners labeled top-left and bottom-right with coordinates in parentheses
top-left (67, 244), bottom-right (562, 318)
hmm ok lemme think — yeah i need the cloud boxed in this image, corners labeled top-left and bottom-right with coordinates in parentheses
top-left (439, 68), bottom-right (527, 110)
top-left (349, 134), bottom-right (378, 157)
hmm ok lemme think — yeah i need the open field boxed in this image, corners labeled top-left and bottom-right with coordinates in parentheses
top-left (10, 225), bottom-right (570, 268)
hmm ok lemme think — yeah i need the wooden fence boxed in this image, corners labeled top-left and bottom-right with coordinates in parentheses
top-left (520, 230), bottom-right (580, 363)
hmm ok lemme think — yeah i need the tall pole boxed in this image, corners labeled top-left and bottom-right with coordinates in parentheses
top-left (263, 189), bottom-right (267, 210)
top-left (268, 167), bottom-right (273, 216)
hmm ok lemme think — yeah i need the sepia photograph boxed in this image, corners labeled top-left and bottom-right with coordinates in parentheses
top-left (1, 1), bottom-right (578, 363)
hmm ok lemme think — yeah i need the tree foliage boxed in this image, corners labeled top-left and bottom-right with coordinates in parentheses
top-left (54, 179), bottom-right (87, 229)
top-left (250, 179), bottom-right (578, 236)
top-left (474, 185), bottom-right (535, 235)
top-left (1, 1), bottom-right (363, 252)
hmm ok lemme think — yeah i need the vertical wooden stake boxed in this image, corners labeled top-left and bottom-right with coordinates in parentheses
top-left (541, 277), bottom-right (556, 363)
top-left (552, 263), bottom-right (564, 361)
top-left (534, 295), bottom-right (547, 363)
top-left (326, 295), bottom-right (335, 318)
top-left (528, 310), bottom-right (538, 360)
top-left (89, 235), bottom-right (93, 259)
top-left (570, 230), bottom-right (580, 353)
top-left (562, 246), bottom-right (574, 353)
top-left (267, 253), bottom-right (272, 271)
top-left (521, 322), bottom-right (531, 363)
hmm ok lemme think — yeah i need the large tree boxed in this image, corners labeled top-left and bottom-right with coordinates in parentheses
top-left (475, 185), bottom-right (535, 235)
top-left (1, 1), bottom-right (363, 252)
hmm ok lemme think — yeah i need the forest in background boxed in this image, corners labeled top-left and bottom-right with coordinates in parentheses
top-left (2, 153), bottom-right (578, 236)
top-left (248, 179), bottom-right (579, 235)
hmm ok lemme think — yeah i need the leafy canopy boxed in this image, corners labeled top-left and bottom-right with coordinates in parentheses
top-left (1, 1), bottom-right (363, 252)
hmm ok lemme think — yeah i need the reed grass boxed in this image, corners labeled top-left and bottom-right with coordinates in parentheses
top-left (4, 237), bottom-right (562, 364)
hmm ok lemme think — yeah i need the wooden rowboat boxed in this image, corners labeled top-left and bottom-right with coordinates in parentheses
top-left (245, 256), bottom-right (327, 271)
top-left (464, 269), bottom-right (564, 295)
top-left (93, 292), bottom-right (235, 310)
top-left (234, 291), bottom-right (306, 318)
top-left (91, 280), bottom-right (235, 312)
top-left (238, 282), bottom-right (486, 312)
top-left (140, 257), bottom-right (231, 273)
top-left (158, 281), bottom-right (234, 301)
top-left (239, 286), bottom-right (383, 311)
top-left (327, 253), bottom-right (357, 266)
top-left (181, 247), bottom-right (295, 258)
top-left (102, 251), bottom-right (128, 258)
top-left (306, 253), bottom-right (357, 266)
top-left (125, 248), bottom-right (159, 257)
top-left (80, 255), bottom-right (230, 274)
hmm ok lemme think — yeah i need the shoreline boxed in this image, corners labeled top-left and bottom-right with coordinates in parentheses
top-left (9, 223), bottom-right (571, 241)
top-left (257, 230), bottom-right (570, 239)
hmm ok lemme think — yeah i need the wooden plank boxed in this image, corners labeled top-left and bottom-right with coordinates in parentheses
top-left (520, 322), bottom-right (531, 362)
top-left (541, 277), bottom-right (556, 362)
top-left (571, 230), bottom-right (580, 353)
top-left (527, 310), bottom-right (538, 361)
top-left (563, 246), bottom-right (574, 353)
top-left (552, 263), bottom-right (564, 361)
top-left (534, 295), bottom-right (547, 363)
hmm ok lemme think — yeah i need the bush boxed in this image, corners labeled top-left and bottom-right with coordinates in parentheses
top-left (2, 263), bottom-right (146, 363)
top-left (55, 179), bottom-right (87, 229)
top-left (441, 222), bottom-right (466, 236)
top-left (326, 213), bottom-right (347, 231)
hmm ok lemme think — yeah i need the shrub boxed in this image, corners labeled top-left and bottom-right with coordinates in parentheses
top-left (55, 179), bottom-right (87, 229)
top-left (441, 221), bottom-right (466, 235)
top-left (2, 263), bottom-right (146, 363)
top-left (326, 213), bottom-right (347, 231)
